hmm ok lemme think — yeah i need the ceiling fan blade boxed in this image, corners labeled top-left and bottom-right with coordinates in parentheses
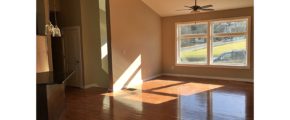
top-left (201, 5), bottom-right (213, 8)
top-left (200, 8), bottom-right (214, 11)
top-left (176, 9), bottom-right (192, 11)
top-left (184, 6), bottom-right (193, 8)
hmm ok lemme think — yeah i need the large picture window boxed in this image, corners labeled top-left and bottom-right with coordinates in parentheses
top-left (176, 17), bottom-right (250, 67)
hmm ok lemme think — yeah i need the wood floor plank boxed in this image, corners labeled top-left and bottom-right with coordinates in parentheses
top-left (60, 76), bottom-right (253, 120)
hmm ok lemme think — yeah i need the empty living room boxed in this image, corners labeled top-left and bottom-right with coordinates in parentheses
top-left (2, 0), bottom-right (290, 120)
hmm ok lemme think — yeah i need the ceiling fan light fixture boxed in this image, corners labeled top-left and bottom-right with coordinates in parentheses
top-left (176, 0), bottom-right (214, 13)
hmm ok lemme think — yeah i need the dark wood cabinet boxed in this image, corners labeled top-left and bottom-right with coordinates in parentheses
top-left (37, 84), bottom-right (65, 120)
top-left (37, 72), bottom-right (65, 120)
top-left (37, 0), bottom-right (66, 120)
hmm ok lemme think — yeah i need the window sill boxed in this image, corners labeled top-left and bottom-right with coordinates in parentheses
top-left (175, 63), bottom-right (250, 69)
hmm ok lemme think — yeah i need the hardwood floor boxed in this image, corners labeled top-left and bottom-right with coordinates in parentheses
top-left (59, 76), bottom-right (253, 120)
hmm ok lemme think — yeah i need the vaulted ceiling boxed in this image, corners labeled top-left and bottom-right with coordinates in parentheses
top-left (141, 0), bottom-right (253, 17)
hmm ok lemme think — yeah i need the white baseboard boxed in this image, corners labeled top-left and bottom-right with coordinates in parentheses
top-left (162, 73), bottom-right (253, 83)
top-left (88, 73), bottom-right (252, 91)
top-left (143, 74), bottom-right (162, 81)
top-left (84, 84), bottom-right (100, 89)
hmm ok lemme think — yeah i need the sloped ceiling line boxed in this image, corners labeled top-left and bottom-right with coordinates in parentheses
top-left (141, 0), bottom-right (253, 17)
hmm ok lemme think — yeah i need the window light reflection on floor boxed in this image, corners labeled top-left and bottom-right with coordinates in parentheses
top-left (104, 79), bottom-right (223, 104)
top-left (152, 82), bottom-right (223, 96)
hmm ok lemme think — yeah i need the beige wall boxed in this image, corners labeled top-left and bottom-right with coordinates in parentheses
top-left (80, 0), bottom-right (109, 88)
top-left (109, 0), bottom-right (162, 91)
top-left (57, 1), bottom-right (252, 90)
top-left (161, 7), bottom-right (254, 80)
top-left (59, 0), bottom-right (109, 88)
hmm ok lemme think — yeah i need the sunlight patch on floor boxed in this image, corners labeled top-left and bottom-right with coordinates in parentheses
top-left (142, 80), bottom-right (184, 90)
top-left (102, 90), bottom-right (176, 104)
top-left (153, 82), bottom-right (223, 96)
top-left (104, 79), bottom-right (223, 105)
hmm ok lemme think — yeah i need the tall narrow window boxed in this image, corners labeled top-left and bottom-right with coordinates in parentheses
top-left (211, 19), bottom-right (248, 66)
top-left (177, 22), bottom-right (208, 64)
top-left (176, 17), bottom-right (250, 67)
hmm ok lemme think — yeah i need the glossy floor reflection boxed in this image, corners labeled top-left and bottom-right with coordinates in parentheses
top-left (60, 76), bottom-right (253, 120)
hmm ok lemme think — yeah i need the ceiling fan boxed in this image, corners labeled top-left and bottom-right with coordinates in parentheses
top-left (177, 0), bottom-right (214, 13)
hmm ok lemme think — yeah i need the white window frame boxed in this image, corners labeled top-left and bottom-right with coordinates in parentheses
top-left (176, 22), bottom-right (209, 65)
top-left (175, 16), bottom-right (251, 69)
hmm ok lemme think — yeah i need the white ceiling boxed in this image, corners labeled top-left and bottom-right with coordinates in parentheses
top-left (141, 0), bottom-right (253, 17)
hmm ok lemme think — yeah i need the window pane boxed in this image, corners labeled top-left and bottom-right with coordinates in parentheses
top-left (211, 36), bottom-right (247, 66)
top-left (179, 38), bottom-right (207, 64)
top-left (212, 20), bottom-right (247, 34)
top-left (180, 23), bottom-right (207, 35)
